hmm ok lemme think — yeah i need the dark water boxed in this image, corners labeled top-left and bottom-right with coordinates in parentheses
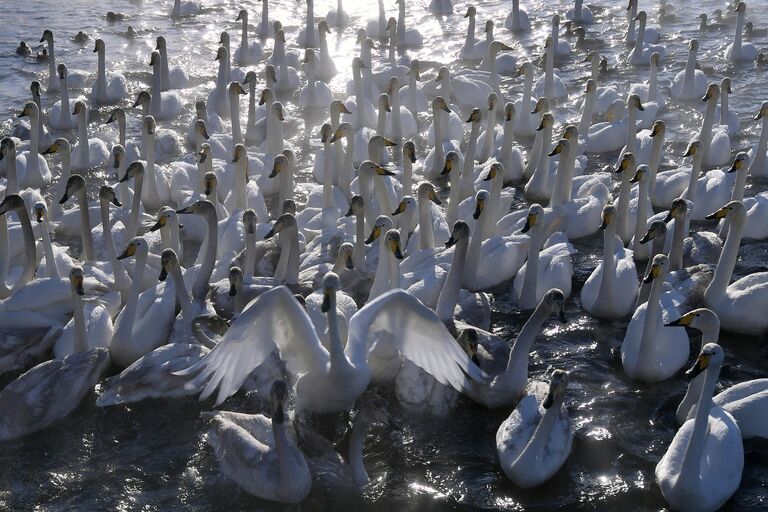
top-left (1, 0), bottom-right (767, 510)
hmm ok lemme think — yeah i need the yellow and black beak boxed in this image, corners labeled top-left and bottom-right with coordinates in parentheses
top-left (521, 213), bottom-right (536, 234)
top-left (666, 312), bottom-right (694, 327)
top-left (727, 159), bottom-right (743, 173)
top-left (35, 208), bottom-right (45, 223)
top-left (321, 288), bottom-right (331, 312)
top-left (630, 170), bottom-right (643, 184)
top-left (42, 143), bottom-right (59, 155)
top-left (484, 167), bottom-right (496, 182)
top-left (345, 252), bottom-right (355, 270)
top-left (158, 265), bottom-right (168, 282)
top-left (429, 190), bottom-right (442, 205)
top-left (639, 227), bottom-right (655, 244)
top-left (149, 215), bottom-right (166, 232)
top-left (441, 158), bottom-right (453, 176)
top-left (392, 201), bottom-right (407, 216)
top-left (683, 144), bottom-right (697, 157)
top-left (473, 199), bottom-right (485, 220)
top-left (391, 238), bottom-right (404, 259)
top-left (376, 165), bottom-right (396, 176)
top-left (685, 353), bottom-right (711, 379)
top-left (599, 211), bottom-right (612, 230)
top-left (117, 243), bottom-right (136, 260)
top-left (755, 108), bottom-right (765, 121)
top-left (73, 274), bottom-right (85, 295)
top-left (705, 206), bottom-right (729, 220)
top-left (643, 263), bottom-right (661, 283)
top-left (365, 225), bottom-right (382, 244)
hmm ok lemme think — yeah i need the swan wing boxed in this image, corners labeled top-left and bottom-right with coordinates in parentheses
top-left (176, 286), bottom-right (327, 405)
top-left (345, 289), bottom-right (485, 391)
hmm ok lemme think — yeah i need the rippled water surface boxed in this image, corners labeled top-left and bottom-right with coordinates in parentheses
top-left (1, 0), bottom-right (768, 510)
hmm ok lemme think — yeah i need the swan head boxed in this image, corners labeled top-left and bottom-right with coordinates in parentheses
top-left (149, 207), bottom-right (181, 232)
top-left (666, 308), bottom-right (720, 336)
top-left (515, 61), bottom-right (533, 78)
top-left (483, 163), bottom-right (504, 183)
top-left (264, 213), bottom-right (297, 239)
top-left (685, 343), bottom-right (724, 379)
top-left (598, 204), bottom-right (616, 230)
top-left (735, 2), bottom-right (746, 14)
top-left (365, 215), bottom-right (393, 244)
top-left (532, 97), bottom-right (550, 115)
top-left (484, 93), bottom-right (498, 112)
top-left (386, 17), bottom-right (397, 32)
top-left (643, 254), bottom-right (669, 283)
top-left (198, 143), bottom-right (212, 164)
top-left (705, 200), bottom-right (745, 222)
top-left (59, 174), bottom-right (86, 204)
top-left (57, 64), bottom-right (67, 80)
top-left (551, 14), bottom-right (560, 27)
top-left (258, 87), bottom-right (274, 106)
top-left (118, 237), bottom-right (148, 261)
top-left (466, 108), bottom-right (482, 124)
top-left (630, 165), bottom-right (648, 184)
top-left (633, 10), bottom-right (646, 22)
top-left (242, 209), bottom-right (257, 235)
top-left (639, 219), bottom-right (667, 244)
top-left (664, 198), bottom-right (688, 222)
top-left (403, 140), bottom-right (417, 162)
top-left (464, 5), bottom-right (476, 18)
top-left (473, 190), bottom-right (490, 220)
top-left (228, 266), bottom-right (244, 296)
top-left (355, 27), bottom-right (368, 44)
top-left (30, 80), bottom-right (41, 98)
top-left (176, 199), bottom-right (216, 217)
top-left (583, 79), bottom-right (597, 96)
top-left (599, 56), bottom-right (609, 73)
top-left (194, 120), bottom-right (210, 140)
top-left (106, 107), bottom-right (125, 125)
top-left (319, 20), bottom-right (331, 35)
top-left (548, 138), bottom-right (569, 157)
top-left (688, 39), bottom-right (699, 52)
top-left (301, 48), bottom-right (317, 67)
top-left (242, 71), bottom-right (258, 87)
top-left (385, 230), bottom-right (404, 260)
top-left (485, 20), bottom-right (494, 34)
top-left (542, 288), bottom-right (567, 324)
top-left (441, 151), bottom-right (460, 176)
top-left (627, 94), bottom-right (644, 112)
top-left (275, 28), bottom-right (286, 45)
top-left (282, 199), bottom-right (297, 215)
top-left (18, 101), bottom-right (38, 120)
top-left (269, 154), bottom-right (288, 178)
top-left (142, 115), bottom-right (157, 136)
top-left (387, 76), bottom-right (401, 96)
top-left (159, 248), bottom-right (181, 282)
top-left (232, 143), bottom-right (247, 165)
top-left (339, 242), bottom-right (355, 270)
top-left (69, 267), bottom-right (85, 296)
top-left (218, 32), bottom-right (230, 48)
top-left (754, 101), bottom-right (768, 120)
top-left (702, 83), bottom-right (719, 102)
top-left (445, 220), bottom-right (470, 248)
top-left (534, 113), bottom-right (553, 134)
top-left (727, 152), bottom-right (750, 174)
top-left (236, 9), bottom-right (248, 21)
top-left (562, 125), bottom-right (579, 143)
top-left (265, 65), bottom-right (278, 85)
top-left (649, 52), bottom-right (662, 67)
top-left (345, 195), bottom-right (364, 217)
top-left (582, 51), bottom-right (598, 64)
top-left (118, 161), bottom-right (144, 185)
top-left (229, 82), bottom-right (246, 100)
top-left (683, 139), bottom-right (703, 158)
top-left (720, 77), bottom-right (733, 95)
top-left (319, 123), bottom-right (333, 144)
top-left (203, 172), bottom-right (218, 196)
top-left (489, 41), bottom-right (512, 53)
top-left (132, 90), bottom-right (151, 108)
top-left (330, 100), bottom-right (351, 117)
top-left (0, 137), bottom-right (15, 160)
top-left (271, 102), bottom-right (285, 121)
top-left (321, 272), bottom-right (341, 312)
top-left (352, 57), bottom-right (365, 72)
top-left (377, 93), bottom-right (392, 113)
top-left (503, 102), bottom-right (516, 122)
top-left (614, 152), bottom-right (636, 175)
top-left (93, 38), bottom-right (105, 54)
top-left (40, 29), bottom-right (53, 44)
top-left (627, 0), bottom-right (637, 11)
top-left (71, 100), bottom-right (87, 118)
top-left (392, 195), bottom-right (416, 216)
top-left (214, 46), bottom-right (228, 62)
top-left (155, 36), bottom-right (166, 51)
top-left (435, 67), bottom-right (451, 83)
top-left (43, 138), bottom-right (71, 156)
top-left (99, 185), bottom-right (121, 208)
top-left (432, 96), bottom-right (451, 113)
top-left (33, 201), bottom-right (48, 223)
top-left (360, 159), bottom-right (396, 177)
top-left (543, 370), bottom-right (569, 409)
top-left (520, 204), bottom-right (544, 234)
top-left (650, 120), bottom-right (665, 138)
top-left (0, 194), bottom-right (25, 215)
top-left (270, 381), bottom-right (289, 424)
top-left (149, 50), bottom-right (161, 67)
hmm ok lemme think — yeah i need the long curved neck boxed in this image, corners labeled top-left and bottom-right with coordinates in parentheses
top-left (635, 272), bottom-right (665, 373)
top-left (544, 48), bottom-right (554, 97)
top-left (461, 122), bottom-right (480, 201)
top-left (59, 77), bottom-right (71, 127)
top-left (373, 175), bottom-right (394, 219)
top-left (633, 180), bottom-right (650, 250)
top-left (684, 153), bottom-right (702, 204)
top-left (246, 84), bottom-right (257, 129)
top-left (522, 71), bottom-right (533, 107)
top-left (11, 206), bottom-right (36, 293)
top-left (96, 47), bottom-right (107, 99)
top-left (305, 0), bottom-right (315, 43)
top-left (596, 222), bottom-right (618, 306)
top-left (402, 157), bottom-right (413, 199)
top-left (260, 1), bottom-right (269, 33)
top-left (432, 107), bottom-right (446, 176)
top-left (160, 47), bottom-right (170, 90)
top-left (391, 90), bottom-right (403, 140)
top-left (506, 300), bottom-right (550, 377)
top-left (734, 10), bottom-right (744, 51)
top-left (720, 90), bottom-right (729, 126)
top-left (752, 116), bottom-right (768, 173)
top-left (700, 99), bottom-right (716, 154)
top-left (465, 14), bottom-right (476, 47)
top-left (464, 215), bottom-right (487, 290)
top-left (679, 363), bottom-right (719, 485)
top-left (397, 3), bottom-right (406, 44)
top-left (579, 90), bottom-right (595, 135)
top-left (71, 286), bottom-right (87, 353)
top-left (445, 160), bottom-right (462, 226)
top-left (502, 115), bottom-right (515, 155)
top-left (648, 63), bottom-right (658, 102)
top-left (326, 291), bottom-right (347, 367)
top-left (520, 226), bottom-right (544, 309)
top-left (50, 150), bottom-right (71, 219)
top-left (278, 165), bottom-right (294, 208)
top-left (40, 218), bottom-right (59, 278)
top-left (216, 56), bottom-right (227, 92)
top-left (47, 40), bottom-right (58, 91)
top-left (151, 62), bottom-right (162, 116)
top-left (0, 215), bottom-right (8, 298)
top-left (77, 112), bottom-right (90, 169)
top-left (683, 49), bottom-right (696, 93)
top-left (235, 161), bottom-right (248, 211)
top-left (5, 148), bottom-right (18, 194)
top-left (481, 105), bottom-right (496, 161)
top-left (240, 18), bottom-right (249, 62)
top-left (616, 172), bottom-right (632, 244)
top-left (271, 417), bottom-right (295, 502)
top-left (193, 212), bottom-right (218, 301)
top-left (369, 239), bottom-right (393, 300)
top-left (78, 189), bottom-right (96, 261)
top-left (706, 216), bottom-right (744, 303)
top-left (120, 249), bottom-right (147, 335)
top-left (484, 174), bottom-right (502, 239)
top-left (627, 4), bottom-right (637, 42)
top-left (436, 236), bottom-right (468, 324)
top-left (126, 172), bottom-right (143, 240)
top-left (524, 125), bottom-right (543, 178)
top-left (528, 125), bottom-right (553, 191)
top-left (669, 211), bottom-right (687, 271)
top-left (417, 199), bottom-right (434, 251)
top-left (347, 417), bottom-right (371, 487)
top-left (514, 396), bottom-right (564, 465)
top-left (170, 264), bottom-right (194, 320)
top-left (276, 226), bottom-right (299, 285)
top-left (626, 106), bottom-right (638, 153)
top-left (551, 145), bottom-right (575, 208)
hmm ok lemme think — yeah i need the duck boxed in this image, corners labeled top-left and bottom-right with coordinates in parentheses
top-left (724, 2), bottom-right (757, 63)
top-left (703, 201), bottom-right (768, 335)
top-left (698, 13), bottom-right (728, 32)
top-left (496, 370), bottom-right (572, 488)
top-left (581, 205), bottom-right (639, 319)
top-left (655, 343), bottom-right (744, 512)
top-left (670, 40), bottom-right (708, 101)
top-left (71, 101), bottom-right (110, 170)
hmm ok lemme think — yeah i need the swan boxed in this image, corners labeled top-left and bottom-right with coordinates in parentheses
top-left (234, 10), bottom-right (263, 65)
top-left (719, 152), bottom-right (768, 241)
top-left (297, 0), bottom-right (319, 48)
top-left (315, 21), bottom-right (338, 83)
top-left (565, 0), bottom-right (593, 24)
top-left (39, 30), bottom-right (89, 92)
top-left (343, 58), bottom-right (377, 130)
top-left (587, 94), bottom-right (644, 154)
top-left (90, 39), bottom-right (127, 104)
top-left (655, 343), bottom-right (744, 512)
top-left (698, 13), bottom-right (728, 32)
top-left (621, 254), bottom-right (689, 381)
top-left (366, 0), bottom-right (387, 39)
top-left (423, 97), bottom-right (461, 180)
top-left (395, 0), bottom-right (423, 48)
top-left (110, 237), bottom-right (177, 367)
top-left (12, 102), bottom-right (51, 189)
top-left (71, 101), bottom-right (110, 170)
top-left (428, 0), bottom-right (451, 16)
top-left (155, 36), bottom-right (189, 90)
top-left (326, 0), bottom-right (350, 26)
top-left (171, 0), bottom-right (200, 18)
top-left (533, 38), bottom-right (567, 101)
top-left (678, 140), bottom-right (733, 221)
top-left (626, 0), bottom-right (660, 45)
top-left (703, 201), bottom-right (768, 335)
top-left (670, 40), bottom-right (708, 101)
top-left (697, 84), bottom-right (731, 168)
top-left (147, 51), bottom-right (183, 120)
top-left (581, 205), bottom-right (639, 319)
top-left (48, 64), bottom-right (79, 130)
top-left (203, 381), bottom-right (312, 503)
top-left (724, 2), bottom-right (757, 63)
top-left (11, 81), bottom-right (50, 145)
top-left (513, 62), bottom-right (539, 136)
top-left (176, 278), bottom-right (484, 414)
top-left (668, 308), bottom-right (768, 439)
top-left (748, 101), bottom-right (768, 176)
top-left (628, 11), bottom-right (665, 66)
top-left (496, 370), bottom-right (572, 488)
top-left (459, 6), bottom-right (485, 60)
top-left (299, 50), bottom-right (333, 109)
top-left (715, 78), bottom-right (740, 136)
top-left (504, 0), bottom-right (531, 33)
top-left (255, 0), bottom-right (272, 39)
top-left (106, 108), bottom-right (141, 162)
top-left (218, 32), bottom-right (247, 84)
top-left (584, 52), bottom-right (621, 114)
top-left (549, 15), bottom-right (571, 60)
top-left (513, 205), bottom-right (574, 309)
top-left (629, 52), bottom-right (666, 111)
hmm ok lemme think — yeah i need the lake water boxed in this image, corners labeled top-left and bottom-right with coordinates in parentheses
top-left (0, 0), bottom-right (767, 510)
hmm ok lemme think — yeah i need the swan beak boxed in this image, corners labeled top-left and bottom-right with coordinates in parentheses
top-left (111, 195), bottom-right (122, 208)
top-left (375, 165), bottom-right (396, 176)
top-left (705, 206), bottom-right (729, 220)
top-left (34, 208), bottom-right (45, 223)
top-left (148, 216), bottom-right (166, 232)
top-left (727, 160), bottom-right (742, 173)
top-left (548, 145), bottom-right (562, 157)
top-left (339, 103), bottom-right (352, 114)
top-left (643, 263), bottom-right (661, 283)
top-left (683, 144), bottom-right (696, 157)
top-left (636, 101), bottom-right (645, 111)
top-left (445, 235), bottom-right (457, 248)
top-left (598, 211), bottom-right (612, 230)
top-left (441, 159), bottom-right (452, 176)
top-left (629, 170), bottom-right (643, 184)
top-left (651, 124), bottom-right (661, 137)
top-left (345, 252), bottom-right (355, 270)
top-left (264, 225), bottom-right (278, 239)
top-left (58, 192), bottom-right (69, 204)
top-left (117, 243), bottom-right (136, 260)
top-left (662, 208), bottom-right (676, 222)
top-left (321, 290), bottom-right (331, 312)
top-left (197, 150), bottom-right (207, 164)
top-left (200, 125), bottom-right (210, 139)
top-left (228, 282), bottom-right (238, 296)
top-left (542, 386), bottom-right (556, 409)
top-left (639, 227), bottom-right (655, 244)
top-left (176, 206), bottom-right (192, 215)
top-left (755, 109), bottom-right (765, 121)
top-left (392, 201), bottom-right (406, 216)
top-left (42, 144), bottom-right (58, 155)
top-left (382, 138), bottom-right (397, 147)
top-left (365, 226), bottom-right (381, 244)
top-left (633, 14), bottom-right (641, 21)
top-left (536, 119), bottom-right (546, 131)
top-left (473, 200), bottom-right (484, 220)
top-left (131, 97), bottom-right (142, 108)
top-left (158, 266), bottom-right (168, 282)
top-left (269, 162), bottom-right (281, 178)
top-left (483, 168), bottom-right (495, 183)
top-left (666, 312), bottom-right (694, 327)
top-left (685, 353), bottom-right (710, 379)
top-left (73, 274), bottom-right (85, 295)
top-left (345, 205), bottom-right (354, 217)
top-left (521, 213), bottom-right (535, 233)
top-left (429, 190), bottom-right (442, 205)
top-left (392, 240), bottom-right (404, 259)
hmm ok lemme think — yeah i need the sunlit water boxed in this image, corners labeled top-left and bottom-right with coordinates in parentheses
top-left (1, 0), bottom-right (767, 510)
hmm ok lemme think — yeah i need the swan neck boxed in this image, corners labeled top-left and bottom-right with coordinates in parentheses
top-left (680, 363), bottom-right (719, 482)
top-left (515, 397), bottom-right (563, 465)
top-left (78, 189), bottom-right (96, 261)
top-left (348, 418), bottom-right (370, 487)
top-left (506, 301), bottom-right (550, 374)
top-left (520, 227), bottom-right (543, 308)
top-left (707, 214), bottom-right (744, 302)
top-left (436, 236), bottom-right (468, 324)
top-left (40, 219), bottom-right (59, 278)
top-left (13, 206), bottom-right (37, 292)
top-left (72, 287), bottom-right (88, 353)
top-left (194, 212), bottom-right (218, 301)
top-left (77, 113), bottom-right (90, 169)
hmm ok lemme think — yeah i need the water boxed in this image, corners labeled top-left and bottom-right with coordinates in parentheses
top-left (1, 0), bottom-right (768, 510)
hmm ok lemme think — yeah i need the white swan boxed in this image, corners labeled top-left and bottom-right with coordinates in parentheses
top-left (724, 2), bottom-right (757, 63)
top-left (670, 40), bottom-right (708, 101)
top-left (496, 370), bottom-right (572, 488)
top-left (715, 78), bottom-right (740, 136)
top-left (71, 101), bottom-right (109, 170)
top-left (90, 39), bottom-right (127, 104)
top-left (147, 51), bottom-right (183, 120)
top-left (533, 38), bottom-right (567, 101)
top-left (626, 0), bottom-right (660, 45)
top-left (39, 30), bottom-right (89, 92)
top-left (234, 10), bottom-right (263, 65)
top-left (11, 102), bottom-right (51, 189)
top-left (655, 343), bottom-right (744, 512)
top-left (48, 64), bottom-right (79, 130)
top-left (748, 101), bottom-right (768, 176)
top-left (171, 0), bottom-right (200, 18)
top-left (697, 83), bottom-right (731, 167)
top-left (155, 36), bottom-right (189, 90)
top-left (627, 11), bottom-right (665, 65)
top-left (504, 0), bottom-right (531, 33)
top-left (299, 50), bottom-right (333, 109)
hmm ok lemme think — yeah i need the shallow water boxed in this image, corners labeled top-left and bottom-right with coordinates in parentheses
top-left (1, 0), bottom-right (768, 510)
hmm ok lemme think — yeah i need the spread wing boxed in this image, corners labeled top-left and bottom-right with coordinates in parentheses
top-left (345, 290), bottom-right (486, 392)
top-left (175, 286), bottom-right (327, 405)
